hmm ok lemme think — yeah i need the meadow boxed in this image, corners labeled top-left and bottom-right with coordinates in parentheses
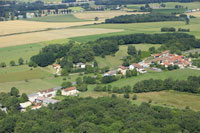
top-left (96, 44), bottom-right (161, 69)
top-left (79, 90), bottom-right (200, 111)
top-left (27, 14), bottom-right (89, 22)
top-left (71, 17), bottom-right (200, 42)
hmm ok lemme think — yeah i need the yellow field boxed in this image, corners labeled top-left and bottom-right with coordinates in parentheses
top-left (0, 28), bottom-right (123, 47)
top-left (0, 20), bottom-right (103, 36)
top-left (186, 11), bottom-right (200, 17)
top-left (74, 11), bottom-right (147, 20)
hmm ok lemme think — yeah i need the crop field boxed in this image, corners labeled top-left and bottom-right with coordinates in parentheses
top-left (0, 20), bottom-right (101, 36)
top-left (71, 17), bottom-right (200, 42)
top-left (73, 11), bottom-right (146, 20)
top-left (186, 12), bottom-right (200, 17)
top-left (0, 28), bottom-right (123, 47)
top-left (27, 14), bottom-right (89, 22)
top-left (96, 44), bottom-right (161, 69)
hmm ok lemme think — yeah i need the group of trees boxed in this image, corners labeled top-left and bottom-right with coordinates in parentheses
top-left (1, 96), bottom-right (200, 132)
top-left (0, 87), bottom-right (28, 113)
top-left (134, 76), bottom-right (200, 93)
top-left (0, 58), bottom-right (24, 68)
top-left (161, 27), bottom-right (190, 32)
top-left (105, 13), bottom-right (186, 23)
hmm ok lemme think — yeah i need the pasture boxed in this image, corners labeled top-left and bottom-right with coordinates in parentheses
top-left (73, 11), bottom-right (146, 20)
top-left (0, 28), bottom-right (123, 47)
top-left (108, 69), bottom-right (200, 88)
top-left (96, 44), bottom-right (161, 69)
top-left (27, 14), bottom-right (88, 22)
top-left (79, 91), bottom-right (200, 111)
top-left (71, 17), bottom-right (200, 42)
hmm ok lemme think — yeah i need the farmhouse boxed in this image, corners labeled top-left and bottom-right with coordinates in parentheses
top-left (118, 66), bottom-right (127, 75)
top-left (35, 97), bottom-right (59, 105)
top-left (103, 70), bottom-right (118, 77)
top-left (20, 101), bottom-right (32, 111)
top-left (53, 64), bottom-right (61, 69)
top-left (76, 62), bottom-right (86, 68)
top-left (62, 87), bottom-right (79, 96)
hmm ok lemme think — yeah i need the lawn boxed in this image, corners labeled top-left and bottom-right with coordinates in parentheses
top-left (96, 44), bottom-right (161, 69)
top-left (71, 17), bottom-right (200, 42)
top-left (27, 14), bottom-right (89, 22)
top-left (108, 69), bottom-right (200, 88)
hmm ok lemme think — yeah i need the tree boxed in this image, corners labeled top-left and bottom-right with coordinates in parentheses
top-left (76, 77), bottom-right (83, 86)
top-left (61, 82), bottom-right (72, 89)
top-left (10, 87), bottom-right (19, 97)
top-left (28, 61), bottom-right (37, 68)
top-left (18, 58), bottom-right (24, 65)
top-left (10, 60), bottom-right (16, 66)
top-left (77, 84), bottom-right (88, 92)
top-left (20, 93), bottom-right (28, 102)
top-left (124, 93), bottom-right (129, 99)
top-left (94, 17), bottom-right (99, 21)
top-left (56, 89), bottom-right (61, 96)
top-left (0, 62), bottom-right (6, 68)
top-left (61, 67), bottom-right (69, 76)
top-left (132, 94), bottom-right (137, 100)
top-left (127, 46), bottom-right (137, 56)
top-left (185, 17), bottom-right (190, 25)
top-left (149, 47), bottom-right (156, 54)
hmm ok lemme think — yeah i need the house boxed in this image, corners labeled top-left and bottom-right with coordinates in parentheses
top-left (118, 66), bottom-right (127, 75)
top-left (28, 93), bottom-right (39, 102)
top-left (76, 62), bottom-right (86, 69)
top-left (62, 87), bottom-right (79, 96)
top-left (154, 54), bottom-right (160, 58)
top-left (52, 64), bottom-right (61, 69)
top-left (37, 88), bottom-right (57, 98)
top-left (139, 61), bottom-right (150, 68)
top-left (35, 97), bottom-right (59, 105)
top-left (20, 101), bottom-right (32, 109)
top-left (26, 12), bottom-right (35, 18)
top-left (103, 70), bottom-right (118, 77)
top-left (138, 69), bottom-right (147, 73)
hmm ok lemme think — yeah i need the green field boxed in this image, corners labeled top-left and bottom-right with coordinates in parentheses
top-left (96, 44), bottom-right (161, 69)
top-left (71, 18), bottom-right (200, 42)
top-left (108, 69), bottom-right (200, 88)
top-left (68, 7), bottom-right (84, 11)
top-left (27, 14), bottom-right (89, 22)
top-left (79, 90), bottom-right (200, 111)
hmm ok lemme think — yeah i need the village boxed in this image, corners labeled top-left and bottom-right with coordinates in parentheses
top-left (20, 86), bottom-right (80, 111)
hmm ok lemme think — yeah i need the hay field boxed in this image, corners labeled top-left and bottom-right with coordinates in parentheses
top-left (186, 12), bottom-right (200, 17)
top-left (0, 28), bottom-right (123, 47)
top-left (0, 20), bottom-right (102, 36)
top-left (74, 11), bottom-right (147, 20)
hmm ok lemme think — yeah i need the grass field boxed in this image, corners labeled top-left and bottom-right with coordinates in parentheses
top-left (27, 14), bottom-right (89, 22)
top-left (152, 8), bottom-right (186, 14)
top-left (71, 17), bottom-right (200, 42)
top-left (108, 69), bottom-right (200, 88)
top-left (79, 90), bottom-right (200, 111)
top-left (73, 11), bottom-right (146, 20)
top-left (96, 44), bottom-right (161, 69)
top-left (68, 7), bottom-right (84, 12)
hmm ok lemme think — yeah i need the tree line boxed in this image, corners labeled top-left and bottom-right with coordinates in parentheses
top-left (95, 0), bottom-right (200, 5)
top-left (161, 27), bottom-right (190, 32)
top-left (133, 76), bottom-right (200, 93)
top-left (105, 13), bottom-right (186, 23)
top-left (0, 96), bottom-right (200, 132)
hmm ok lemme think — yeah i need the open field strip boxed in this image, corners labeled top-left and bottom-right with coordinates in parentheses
top-left (71, 18), bottom-right (200, 42)
top-left (0, 20), bottom-right (103, 36)
top-left (0, 28), bottom-right (123, 47)
top-left (79, 91), bottom-right (200, 111)
top-left (186, 12), bottom-right (200, 17)
top-left (73, 11), bottom-right (147, 20)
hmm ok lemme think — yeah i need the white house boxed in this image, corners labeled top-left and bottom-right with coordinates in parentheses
top-left (37, 88), bottom-right (57, 98)
top-left (103, 70), bottom-right (118, 77)
top-left (76, 63), bottom-right (86, 69)
top-left (20, 101), bottom-right (32, 109)
top-left (62, 87), bottom-right (79, 96)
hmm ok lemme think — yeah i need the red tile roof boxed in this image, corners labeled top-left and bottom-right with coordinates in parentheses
top-left (63, 87), bottom-right (77, 92)
top-left (119, 66), bottom-right (127, 70)
top-left (40, 88), bottom-right (54, 93)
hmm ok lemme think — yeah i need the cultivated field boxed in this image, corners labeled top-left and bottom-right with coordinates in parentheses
top-left (0, 20), bottom-right (102, 36)
top-left (74, 11), bottom-right (147, 20)
top-left (0, 28), bottom-right (123, 47)
top-left (186, 12), bottom-right (200, 17)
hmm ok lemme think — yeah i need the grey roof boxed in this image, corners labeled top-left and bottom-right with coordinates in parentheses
top-left (53, 86), bottom-right (62, 91)
top-left (28, 93), bottom-right (38, 98)
top-left (36, 97), bottom-right (59, 104)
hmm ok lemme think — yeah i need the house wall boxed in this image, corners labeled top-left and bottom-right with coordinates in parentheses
top-left (62, 90), bottom-right (79, 96)
top-left (38, 91), bottom-right (56, 98)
